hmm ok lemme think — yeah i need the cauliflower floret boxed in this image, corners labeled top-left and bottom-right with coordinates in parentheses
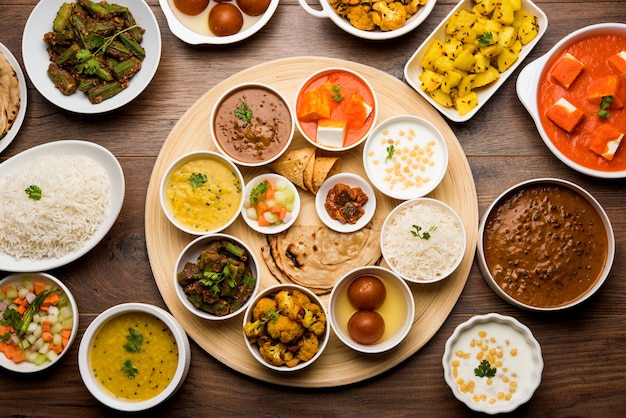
top-left (266, 314), bottom-right (305, 344)
top-left (402, 0), bottom-right (427, 16)
top-left (295, 333), bottom-right (320, 362)
top-left (372, 1), bottom-right (407, 31)
top-left (347, 5), bottom-right (376, 31)
top-left (252, 297), bottom-right (277, 321)
top-left (243, 319), bottom-right (266, 342)
top-left (275, 289), bottom-right (310, 320)
top-left (258, 338), bottom-right (296, 367)
top-left (300, 302), bottom-right (327, 336)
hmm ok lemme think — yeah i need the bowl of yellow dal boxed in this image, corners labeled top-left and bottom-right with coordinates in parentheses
top-left (78, 303), bottom-right (191, 412)
top-left (160, 150), bottom-right (244, 235)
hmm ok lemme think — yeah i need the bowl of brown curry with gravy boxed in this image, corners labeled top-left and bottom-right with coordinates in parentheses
top-left (210, 82), bottom-right (294, 167)
top-left (477, 178), bottom-right (615, 311)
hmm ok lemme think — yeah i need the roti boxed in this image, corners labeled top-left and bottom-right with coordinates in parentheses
top-left (0, 51), bottom-right (20, 138)
top-left (261, 219), bottom-right (383, 294)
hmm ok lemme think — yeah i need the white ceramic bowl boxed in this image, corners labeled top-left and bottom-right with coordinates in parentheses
top-left (404, 0), bottom-right (548, 122)
top-left (0, 272), bottom-right (78, 373)
top-left (210, 82), bottom-right (295, 167)
top-left (297, 0), bottom-right (436, 40)
top-left (517, 23), bottom-right (626, 178)
top-left (243, 283), bottom-right (330, 372)
top-left (242, 173), bottom-right (301, 234)
top-left (381, 198), bottom-right (466, 283)
top-left (159, 0), bottom-right (279, 45)
top-left (443, 313), bottom-right (543, 414)
top-left (78, 303), bottom-right (191, 412)
top-left (160, 150), bottom-right (244, 235)
top-left (22, 0), bottom-right (161, 114)
top-left (294, 67), bottom-right (378, 152)
top-left (477, 178), bottom-right (615, 311)
top-left (329, 266), bottom-right (414, 354)
top-left (315, 172), bottom-right (376, 233)
top-left (174, 233), bottom-right (260, 321)
top-left (363, 115), bottom-right (448, 200)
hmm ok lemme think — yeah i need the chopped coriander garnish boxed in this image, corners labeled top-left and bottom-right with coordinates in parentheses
top-left (189, 172), bottom-right (208, 188)
top-left (477, 32), bottom-right (493, 46)
top-left (410, 224), bottom-right (437, 240)
top-left (331, 84), bottom-right (343, 101)
top-left (121, 359), bottom-right (139, 379)
top-left (597, 95), bottom-right (613, 119)
top-left (385, 145), bottom-right (395, 163)
top-left (75, 25), bottom-right (140, 75)
top-left (123, 328), bottom-right (143, 353)
top-left (235, 102), bottom-right (253, 122)
top-left (474, 359), bottom-right (497, 378)
top-left (25, 185), bottom-right (44, 201)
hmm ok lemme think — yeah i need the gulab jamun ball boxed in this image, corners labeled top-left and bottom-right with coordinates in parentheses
top-left (173, 0), bottom-right (210, 15)
top-left (347, 275), bottom-right (387, 310)
top-left (209, 3), bottom-right (244, 36)
top-left (348, 310), bottom-right (385, 345)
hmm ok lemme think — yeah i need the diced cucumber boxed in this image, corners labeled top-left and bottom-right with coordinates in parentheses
top-left (33, 353), bottom-right (49, 366)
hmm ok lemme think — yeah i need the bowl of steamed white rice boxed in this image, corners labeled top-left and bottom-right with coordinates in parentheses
top-left (381, 198), bottom-right (466, 283)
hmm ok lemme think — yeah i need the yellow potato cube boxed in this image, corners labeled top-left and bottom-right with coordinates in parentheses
top-left (507, 0), bottom-right (522, 11)
top-left (454, 10), bottom-right (477, 30)
top-left (434, 56), bottom-right (456, 73)
top-left (518, 16), bottom-right (539, 45)
top-left (419, 69), bottom-right (444, 92)
top-left (453, 49), bottom-right (477, 71)
top-left (498, 26), bottom-right (517, 48)
top-left (456, 28), bottom-right (478, 44)
top-left (496, 47), bottom-right (519, 72)
top-left (420, 40), bottom-right (445, 70)
top-left (494, 1), bottom-right (515, 25)
top-left (472, 0), bottom-right (498, 15)
top-left (457, 74), bottom-right (477, 97)
top-left (443, 39), bottom-right (464, 59)
top-left (441, 70), bottom-right (464, 94)
top-left (456, 91), bottom-right (479, 116)
top-left (472, 52), bottom-right (491, 73)
top-left (480, 44), bottom-right (504, 58)
top-left (429, 88), bottom-right (454, 107)
top-left (473, 66), bottom-right (500, 88)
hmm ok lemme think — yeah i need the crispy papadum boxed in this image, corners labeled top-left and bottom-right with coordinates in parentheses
top-left (269, 147), bottom-right (342, 194)
top-left (0, 51), bottom-right (20, 139)
top-left (312, 156), bottom-right (341, 193)
top-left (261, 219), bottom-right (383, 294)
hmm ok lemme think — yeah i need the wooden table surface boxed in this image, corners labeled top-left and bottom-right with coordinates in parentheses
top-left (1, 0), bottom-right (625, 416)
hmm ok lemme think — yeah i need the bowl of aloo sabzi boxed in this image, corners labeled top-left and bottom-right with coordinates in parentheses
top-left (404, 0), bottom-right (548, 122)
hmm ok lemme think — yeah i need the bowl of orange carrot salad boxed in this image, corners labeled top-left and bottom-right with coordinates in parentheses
top-left (0, 272), bottom-right (78, 373)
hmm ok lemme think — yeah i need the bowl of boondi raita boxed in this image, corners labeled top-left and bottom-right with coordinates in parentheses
top-left (78, 303), bottom-right (190, 412)
top-left (160, 150), bottom-right (244, 235)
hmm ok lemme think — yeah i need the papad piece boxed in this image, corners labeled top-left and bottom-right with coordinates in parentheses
top-left (312, 156), bottom-right (341, 193)
top-left (303, 148), bottom-right (317, 192)
top-left (262, 220), bottom-right (382, 294)
top-left (269, 147), bottom-right (315, 190)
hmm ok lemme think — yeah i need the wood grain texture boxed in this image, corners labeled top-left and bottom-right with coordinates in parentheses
top-left (145, 56), bottom-right (478, 386)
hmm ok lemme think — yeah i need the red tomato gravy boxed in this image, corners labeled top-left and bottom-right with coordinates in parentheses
top-left (537, 33), bottom-right (626, 172)
top-left (296, 70), bottom-right (376, 147)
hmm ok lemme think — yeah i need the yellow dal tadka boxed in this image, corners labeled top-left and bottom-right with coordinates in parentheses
top-left (89, 312), bottom-right (179, 402)
top-left (165, 157), bottom-right (242, 233)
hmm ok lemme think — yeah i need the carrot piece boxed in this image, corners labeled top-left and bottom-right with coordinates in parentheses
top-left (256, 201), bottom-right (269, 215)
top-left (51, 344), bottom-right (64, 354)
top-left (44, 292), bottom-right (60, 306)
top-left (10, 347), bottom-right (24, 363)
top-left (42, 331), bottom-right (54, 343)
top-left (16, 305), bottom-right (26, 315)
top-left (33, 282), bottom-right (47, 295)
top-left (0, 325), bottom-right (13, 336)
top-left (265, 187), bottom-right (275, 200)
top-left (1, 284), bottom-right (12, 293)
top-left (269, 205), bottom-right (283, 214)
top-left (278, 207), bottom-right (288, 220)
top-left (12, 297), bottom-right (24, 305)
top-left (257, 213), bottom-right (270, 226)
top-left (41, 320), bottom-right (51, 333)
top-left (0, 342), bottom-right (8, 353)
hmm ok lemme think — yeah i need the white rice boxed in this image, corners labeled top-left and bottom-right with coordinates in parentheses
top-left (0, 154), bottom-right (110, 260)
top-left (382, 200), bottom-right (465, 282)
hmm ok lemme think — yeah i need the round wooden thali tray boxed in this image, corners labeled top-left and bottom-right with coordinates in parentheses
top-left (145, 56), bottom-right (478, 387)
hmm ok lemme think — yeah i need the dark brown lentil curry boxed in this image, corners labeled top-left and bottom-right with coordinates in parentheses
top-left (483, 183), bottom-right (608, 308)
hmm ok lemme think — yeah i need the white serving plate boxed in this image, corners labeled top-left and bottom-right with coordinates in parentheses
top-left (404, 0), bottom-right (548, 122)
top-left (22, 0), bottom-right (162, 114)
top-left (443, 313), bottom-right (543, 414)
top-left (315, 172), bottom-right (376, 233)
top-left (160, 0), bottom-right (279, 45)
top-left (0, 42), bottom-right (27, 155)
top-left (0, 140), bottom-right (125, 272)
top-left (298, 0), bottom-right (436, 41)
top-left (517, 23), bottom-right (626, 178)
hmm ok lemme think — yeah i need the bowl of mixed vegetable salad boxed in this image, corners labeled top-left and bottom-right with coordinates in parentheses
top-left (0, 272), bottom-right (78, 373)
top-left (241, 173), bottom-right (300, 234)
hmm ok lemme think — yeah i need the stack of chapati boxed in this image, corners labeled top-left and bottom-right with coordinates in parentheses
top-left (0, 51), bottom-right (20, 139)
top-left (268, 147), bottom-right (341, 194)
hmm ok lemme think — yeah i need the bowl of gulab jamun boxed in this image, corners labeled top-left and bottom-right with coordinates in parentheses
top-left (160, 0), bottom-right (279, 45)
top-left (329, 266), bottom-right (415, 354)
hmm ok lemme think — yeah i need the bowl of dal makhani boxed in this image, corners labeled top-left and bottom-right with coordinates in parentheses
top-left (381, 198), bottom-right (466, 283)
top-left (160, 150), bottom-right (244, 235)
top-left (78, 303), bottom-right (190, 412)
top-left (477, 178), bottom-right (615, 311)
top-left (174, 233), bottom-right (260, 320)
top-left (210, 82), bottom-right (295, 167)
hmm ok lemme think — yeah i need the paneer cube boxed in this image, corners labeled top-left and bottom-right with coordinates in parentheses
top-left (608, 51), bottom-right (626, 76)
top-left (344, 93), bottom-right (373, 128)
top-left (546, 97), bottom-right (585, 133)
top-left (551, 53), bottom-right (585, 89)
top-left (298, 87), bottom-right (331, 122)
top-left (317, 120), bottom-right (346, 148)
top-left (590, 123), bottom-right (624, 161)
top-left (588, 75), bottom-right (625, 108)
